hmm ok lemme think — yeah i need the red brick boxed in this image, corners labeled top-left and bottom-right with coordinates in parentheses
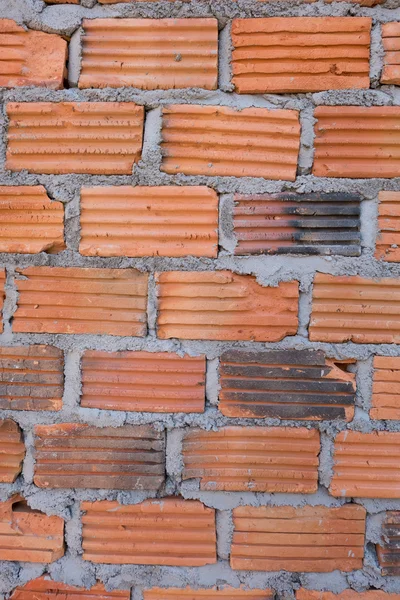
top-left (81, 497), bottom-right (216, 566)
top-left (156, 271), bottom-right (299, 341)
top-left (0, 268), bottom-right (5, 333)
top-left (6, 102), bottom-right (144, 175)
top-left (161, 105), bottom-right (301, 180)
top-left (81, 350), bottom-right (205, 413)
top-left (10, 577), bottom-right (130, 600)
top-left (0, 420), bottom-right (25, 483)
top-left (145, 589), bottom-right (274, 599)
top-left (79, 19), bottom-right (218, 90)
top-left (377, 511), bottom-right (400, 575)
top-left (381, 23), bottom-right (400, 84)
top-left (375, 191), bottom-right (400, 262)
top-left (297, 591), bottom-right (400, 600)
top-left (0, 20), bottom-right (67, 89)
top-left (13, 267), bottom-right (148, 336)
top-left (371, 356), bottom-right (400, 420)
top-left (0, 495), bottom-right (64, 562)
top-left (80, 186), bottom-right (218, 258)
top-left (231, 505), bottom-right (366, 572)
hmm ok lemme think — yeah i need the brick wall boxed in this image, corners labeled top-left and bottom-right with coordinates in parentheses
top-left (1, 0), bottom-right (400, 599)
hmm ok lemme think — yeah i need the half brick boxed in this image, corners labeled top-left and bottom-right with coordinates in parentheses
top-left (81, 497), bottom-right (216, 566)
top-left (145, 589), bottom-right (274, 599)
top-left (6, 102), bottom-right (144, 174)
top-left (10, 577), bottom-right (130, 600)
top-left (156, 271), bottom-right (299, 341)
top-left (0, 186), bottom-right (64, 254)
top-left (0, 345), bottom-right (63, 411)
top-left (313, 106), bottom-right (400, 178)
top-left (371, 356), bottom-right (400, 420)
top-left (381, 23), bottom-right (400, 85)
top-left (0, 420), bottom-right (25, 483)
top-left (0, 268), bottom-right (5, 333)
top-left (377, 511), bottom-right (400, 575)
top-left (161, 105), bottom-right (301, 180)
top-left (330, 430), bottom-right (400, 498)
top-left (310, 274), bottom-right (400, 344)
top-left (33, 424), bottom-right (165, 490)
top-left (81, 351), bottom-right (206, 413)
top-left (13, 267), bottom-right (148, 336)
top-left (0, 20), bottom-right (67, 89)
top-left (375, 191), bottom-right (400, 262)
top-left (80, 186), bottom-right (218, 258)
top-left (231, 504), bottom-right (366, 572)
top-left (219, 349), bottom-right (356, 420)
top-left (232, 17), bottom-right (371, 94)
top-left (233, 192), bottom-right (361, 256)
top-left (182, 426), bottom-right (320, 493)
top-left (79, 19), bottom-right (218, 90)
top-left (297, 591), bottom-right (400, 600)
top-left (0, 495), bottom-right (64, 562)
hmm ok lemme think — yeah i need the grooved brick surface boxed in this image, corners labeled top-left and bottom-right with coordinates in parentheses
top-left (182, 426), bottom-right (320, 492)
top-left (0, 419), bottom-right (25, 483)
top-left (5, 102), bottom-right (144, 175)
top-left (0, 268), bottom-right (5, 333)
top-left (0, 20), bottom-right (67, 89)
top-left (13, 267), bottom-right (148, 336)
top-left (232, 17), bottom-right (371, 93)
top-left (331, 431), bottom-right (400, 498)
top-left (81, 498), bottom-right (217, 566)
top-left (10, 577), bottom-right (130, 600)
top-left (81, 351), bottom-right (206, 413)
top-left (297, 591), bottom-right (400, 600)
top-left (79, 19), bottom-right (218, 90)
top-left (145, 589), bottom-right (274, 599)
top-left (375, 191), bottom-right (400, 262)
top-left (33, 424), bottom-right (165, 490)
top-left (371, 356), bottom-right (400, 420)
top-left (156, 271), bottom-right (299, 341)
top-left (376, 511), bottom-right (400, 575)
top-left (80, 186), bottom-right (218, 258)
top-left (381, 23), bottom-right (400, 85)
top-left (310, 274), bottom-right (400, 344)
top-left (161, 105), bottom-right (301, 180)
top-left (219, 349), bottom-right (356, 420)
top-left (0, 495), bottom-right (64, 563)
top-left (313, 106), bottom-right (400, 178)
top-left (0, 186), bottom-right (64, 254)
top-left (231, 505), bottom-right (366, 572)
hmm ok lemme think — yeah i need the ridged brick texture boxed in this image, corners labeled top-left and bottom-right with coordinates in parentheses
top-left (233, 192), bottom-right (361, 256)
top-left (310, 274), bottom-right (400, 344)
top-left (376, 511), bottom-right (400, 575)
top-left (0, 420), bottom-right (24, 483)
top-left (0, 495), bottom-right (64, 563)
top-left (0, 20), bottom-right (67, 89)
top-left (0, 345), bottom-right (63, 411)
top-left (330, 431), bottom-right (400, 498)
top-left (297, 591), bottom-right (400, 600)
top-left (381, 23), bottom-right (400, 85)
top-left (10, 577), bottom-right (130, 600)
top-left (161, 105), bottom-right (301, 180)
top-left (5, 102), bottom-right (144, 175)
top-left (33, 424), bottom-right (165, 490)
top-left (182, 426), bottom-right (320, 493)
top-left (375, 191), bottom-right (400, 262)
top-left (219, 349), bottom-right (356, 420)
top-left (144, 589), bottom-right (274, 599)
top-left (79, 19), bottom-right (218, 90)
top-left (313, 106), bottom-right (400, 178)
top-left (0, 268), bottom-right (5, 333)
top-left (231, 505), bottom-right (366, 572)
top-left (231, 17), bottom-right (371, 94)
top-left (80, 186), bottom-right (218, 258)
top-left (13, 267), bottom-right (148, 336)
top-left (156, 271), bottom-right (299, 341)
top-left (81, 498), bottom-right (216, 566)
top-left (371, 356), bottom-right (400, 420)
top-left (0, 186), bottom-right (64, 254)
top-left (81, 351), bottom-right (206, 413)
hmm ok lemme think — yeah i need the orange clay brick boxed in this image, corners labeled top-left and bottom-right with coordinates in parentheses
top-left (156, 271), bottom-right (299, 341)
top-left (232, 18), bottom-right (371, 94)
top-left (79, 186), bottom-right (218, 258)
top-left (0, 20), bottom-right (67, 89)
top-left (0, 420), bottom-right (25, 483)
top-left (0, 186), bottom-right (64, 254)
top-left (182, 426), bottom-right (320, 493)
top-left (231, 504), bottom-right (366, 572)
top-left (0, 495), bottom-right (64, 562)
top-left (297, 591), bottom-right (400, 600)
top-left (371, 356), bottom-right (400, 420)
top-left (161, 105), bottom-right (300, 180)
top-left (5, 102), bottom-right (144, 175)
top-left (10, 577), bottom-right (130, 600)
top-left (145, 589), bottom-right (274, 599)
top-left (375, 192), bottom-right (400, 262)
top-left (381, 23), bottom-right (400, 84)
top-left (79, 19), bottom-right (218, 90)
top-left (0, 268), bottom-right (5, 333)
top-left (330, 430), bottom-right (400, 498)
top-left (313, 106), bottom-right (400, 178)
top-left (13, 267), bottom-right (148, 336)
top-left (81, 497), bottom-right (216, 566)
top-left (81, 351), bottom-right (206, 413)
top-left (309, 274), bottom-right (400, 344)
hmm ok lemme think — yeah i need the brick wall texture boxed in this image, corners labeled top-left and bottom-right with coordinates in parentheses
top-left (2, 0), bottom-right (400, 599)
